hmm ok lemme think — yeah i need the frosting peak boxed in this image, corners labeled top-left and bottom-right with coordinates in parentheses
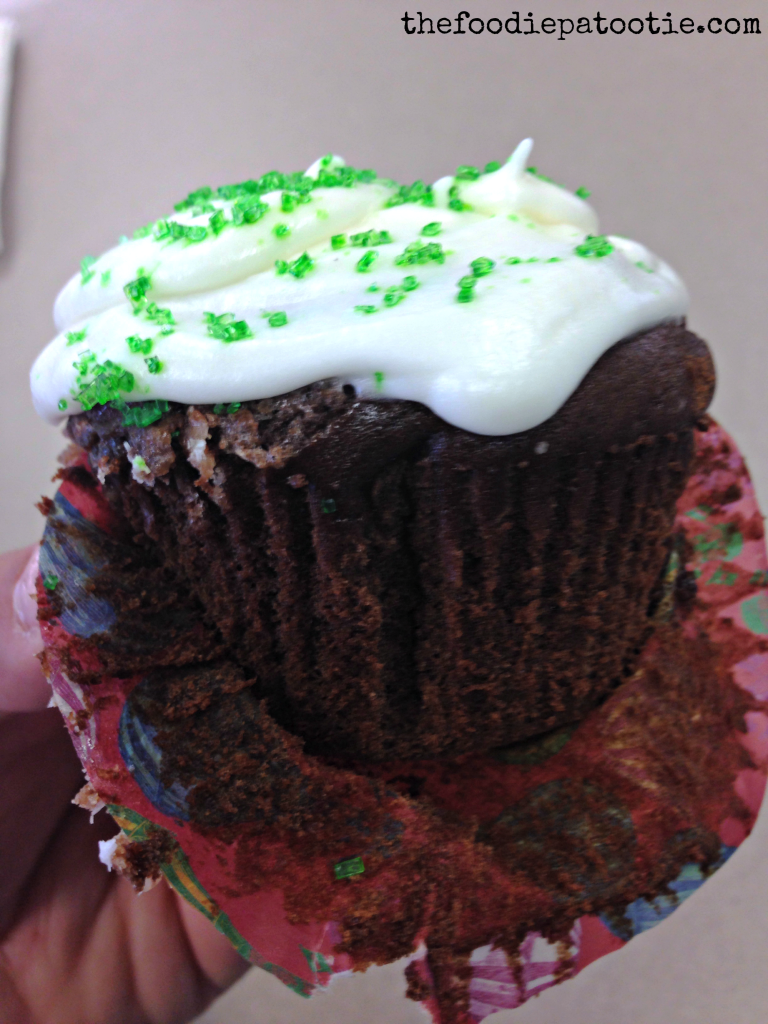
top-left (31, 141), bottom-right (688, 435)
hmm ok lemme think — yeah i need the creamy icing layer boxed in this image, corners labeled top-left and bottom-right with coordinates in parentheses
top-left (31, 140), bottom-right (688, 436)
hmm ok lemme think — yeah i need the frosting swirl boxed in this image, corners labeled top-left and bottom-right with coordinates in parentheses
top-left (31, 140), bottom-right (688, 436)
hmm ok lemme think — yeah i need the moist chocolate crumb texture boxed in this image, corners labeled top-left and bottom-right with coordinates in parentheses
top-left (30, 142), bottom-right (748, 1021)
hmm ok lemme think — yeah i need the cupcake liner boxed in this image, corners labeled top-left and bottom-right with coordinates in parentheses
top-left (37, 419), bottom-right (768, 1023)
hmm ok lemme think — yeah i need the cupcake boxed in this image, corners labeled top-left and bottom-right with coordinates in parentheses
top-left (34, 141), bottom-right (767, 1024)
top-left (31, 139), bottom-right (713, 764)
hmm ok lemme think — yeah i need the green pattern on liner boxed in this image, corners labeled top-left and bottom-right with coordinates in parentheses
top-left (334, 856), bottom-right (364, 880)
top-left (299, 946), bottom-right (333, 975)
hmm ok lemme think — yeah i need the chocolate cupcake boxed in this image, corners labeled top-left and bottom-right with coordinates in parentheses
top-left (31, 140), bottom-right (710, 762)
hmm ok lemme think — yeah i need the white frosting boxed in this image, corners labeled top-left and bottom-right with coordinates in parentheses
top-left (31, 141), bottom-right (688, 436)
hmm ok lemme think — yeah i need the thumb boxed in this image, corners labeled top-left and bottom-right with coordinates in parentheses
top-left (0, 544), bottom-right (50, 713)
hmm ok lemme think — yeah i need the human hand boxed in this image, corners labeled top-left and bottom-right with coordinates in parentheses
top-left (0, 545), bottom-right (248, 1024)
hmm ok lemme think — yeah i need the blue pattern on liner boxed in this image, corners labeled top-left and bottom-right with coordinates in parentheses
top-left (39, 492), bottom-right (117, 637)
top-left (601, 843), bottom-right (737, 940)
top-left (118, 698), bottom-right (191, 820)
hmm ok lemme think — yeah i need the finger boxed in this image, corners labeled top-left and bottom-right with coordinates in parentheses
top-left (0, 545), bottom-right (50, 713)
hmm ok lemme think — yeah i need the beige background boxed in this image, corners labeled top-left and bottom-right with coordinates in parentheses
top-left (0, 1), bottom-right (765, 1021)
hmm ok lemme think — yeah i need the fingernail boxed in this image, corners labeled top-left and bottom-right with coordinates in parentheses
top-left (13, 544), bottom-right (41, 634)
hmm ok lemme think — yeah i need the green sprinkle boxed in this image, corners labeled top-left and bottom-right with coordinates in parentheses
top-left (132, 454), bottom-right (149, 473)
top-left (394, 241), bottom-right (445, 266)
top-left (209, 209), bottom-right (228, 236)
top-left (118, 399), bottom-right (170, 427)
top-left (331, 234), bottom-right (347, 250)
top-left (43, 573), bottom-right (59, 592)
top-left (526, 166), bottom-right (556, 184)
top-left (316, 209), bottom-right (329, 220)
top-left (132, 224), bottom-right (154, 240)
top-left (401, 275), bottom-right (419, 291)
top-left (636, 260), bottom-right (654, 273)
top-left (213, 402), bottom-right (242, 415)
top-left (546, 257), bottom-right (562, 263)
top-left (354, 304), bottom-right (378, 314)
top-left (273, 223), bottom-right (290, 238)
top-left (65, 328), bottom-right (88, 347)
top-left (231, 196), bottom-right (269, 226)
top-left (350, 230), bottom-right (392, 247)
top-left (455, 164), bottom-right (481, 181)
top-left (484, 160), bottom-right (501, 174)
top-left (80, 256), bottom-right (97, 285)
top-left (384, 180), bottom-right (434, 209)
top-left (366, 284), bottom-right (379, 292)
top-left (174, 186), bottom-right (214, 212)
top-left (126, 335), bottom-right (153, 355)
top-left (574, 235), bottom-right (614, 259)
top-left (145, 356), bottom-right (162, 374)
top-left (290, 252), bottom-right (315, 278)
top-left (281, 191), bottom-right (298, 213)
top-left (268, 311), bottom-right (288, 327)
top-left (356, 250), bottom-right (378, 273)
top-left (470, 257), bottom-right (495, 277)
top-left (75, 359), bottom-right (135, 411)
top-left (320, 497), bottom-right (337, 514)
top-left (57, 398), bottom-right (68, 411)
top-left (448, 184), bottom-right (471, 212)
top-left (154, 219), bottom-right (208, 244)
top-left (420, 221), bottom-right (442, 237)
top-left (203, 311), bottom-right (254, 342)
top-left (144, 302), bottom-right (176, 330)
top-left (334, 855), bottom-right (364, 880)
top-left (100, 270), bottom-right (112, 287)
top-left (275, 260), bottom-right (288, 275)
top-left (456, 286), bottom-right (474, 303)
top-left (506, 257), bottom-right (522, 265)
top-left (520, 277), bottom-right (531, 283)
top-left (383, 287), bottom-right (405, 308)
top-left (124, 272), bottom-right (152, 312)
top-left (374, 371), bottom-right (385, 390)
top-left (575, 186), bottom-right (591, 199)
top-left (458, 275), bottom-right (476, 290)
